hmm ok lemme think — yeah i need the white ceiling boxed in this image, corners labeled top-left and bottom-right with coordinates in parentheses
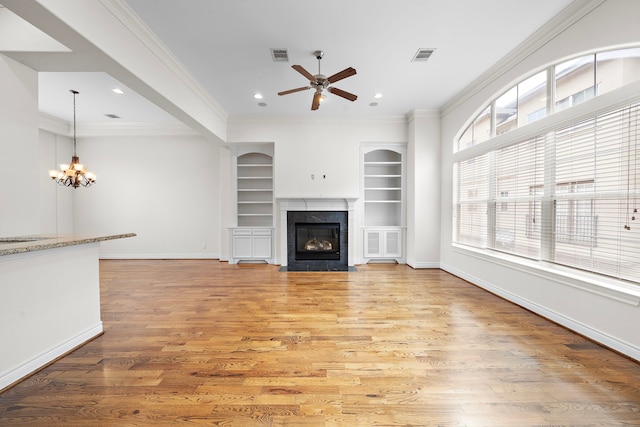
top-left (2, 0), bottom-right (576, 124)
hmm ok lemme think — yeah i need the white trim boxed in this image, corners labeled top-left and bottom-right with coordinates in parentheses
top-left (452, 244), bottom-right (640, 306)
top-left (98, 0), bottom-right (228, 123)
top-left (408, 261), bottom-right (440, 269)
top-left (77, 121), bottom-right (199, 137)
top-left (441, 0), bottom-right (606, 117)
top-left (407, 108), bottom-right (440, 122)
top-left (441, 262), bottom-right (640, 362)
top-left (227, 114), bottom-right (407, 126)
top-left (100, 252), bottom-right (220, 259)
top-left (0, 323), bottom-right (103, 391)
top-left (38, 112), bottom-right (68, 136)
top-left (39, 112), bottom-right (199, 137)
top-left (453, 80), bottom-right (640, 163)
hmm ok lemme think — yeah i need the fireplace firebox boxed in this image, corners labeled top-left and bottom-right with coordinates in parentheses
top-left (295, 223), bottom-right (340, 261)
top-left (285, 210), bottom-right (349, 271)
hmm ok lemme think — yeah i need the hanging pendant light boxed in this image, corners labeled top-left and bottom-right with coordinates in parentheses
top-left (49, 90), bottom-right (96, 188)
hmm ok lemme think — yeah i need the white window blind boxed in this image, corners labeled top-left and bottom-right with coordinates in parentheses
top-left (454, 103), bottom-right (640, 283)
top-left (551, 104), bottom-right (640, 281)
top-left (457, 154), bottom-right (489, 248)
top-left (492, 135), bottom-right (545, 259)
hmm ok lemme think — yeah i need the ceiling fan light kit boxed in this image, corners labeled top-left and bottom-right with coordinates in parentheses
top-left (278, 50), bottom-right (357, 110)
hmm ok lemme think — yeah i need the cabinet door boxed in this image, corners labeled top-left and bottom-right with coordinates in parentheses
top-left (364, 229), bottom-right (402, 259)
top-left (232, 236), bottom-right (253, 258)
top-left (252, 236), bottom-right (272, 258)
top-left (364, 230), bottom-right (383, 258)
top-left (383, 229), bottom-right (402, 258)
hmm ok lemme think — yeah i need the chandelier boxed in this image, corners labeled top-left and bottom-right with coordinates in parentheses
top-left (49, 90), bottom-right (96, 188)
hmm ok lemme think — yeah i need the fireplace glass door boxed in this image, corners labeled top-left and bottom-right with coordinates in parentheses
top-left (295, 223), bottom-right (340, 260)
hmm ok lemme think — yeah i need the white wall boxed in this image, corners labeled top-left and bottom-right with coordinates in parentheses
top-left (407, 110), bottom-right (441, 268)
top-left (219, 146), bottom-right (232, 261)
top-left (0, 55), bottom-right (40, 236)
top-left (72, 133), bottom-right (222, 258)
top-left (39, 129), bottom-right (74, 235)
top-left (439, 0), bottom-right (640, 360)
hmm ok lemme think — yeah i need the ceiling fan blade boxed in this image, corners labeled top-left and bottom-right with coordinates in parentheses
top-left (327, 86), bottom-right (357, 102)
top-left (292, 65), bottom-right (316, 82)
top-left (278, 86), bottom-right (311, 96)
top-left (311, 92), bottom-right (322, 110)
top-left (327, 67), bottom-right (356, 84)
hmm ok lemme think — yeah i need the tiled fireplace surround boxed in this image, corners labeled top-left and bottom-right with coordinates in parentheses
top-left (278, 198), bottom-right (357, 271)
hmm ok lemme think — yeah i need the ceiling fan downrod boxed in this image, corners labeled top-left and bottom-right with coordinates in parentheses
top-left (314, 50), bottom-right (326, 84)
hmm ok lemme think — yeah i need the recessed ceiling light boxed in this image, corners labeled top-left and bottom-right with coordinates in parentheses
top-left (254, 93), bottom-right (263, 99)
top-left (258, 102), bottom-right (267, 107)
top-left (112, 88), bottom-right (124, 95)
top-left (373, 93), bottom-right (383, 99)
top-left (369, 102), bottom-right (378, 107)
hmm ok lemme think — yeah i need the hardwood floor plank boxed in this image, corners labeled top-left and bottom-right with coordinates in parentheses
top-left (1, 260), bottom-right (639, 425)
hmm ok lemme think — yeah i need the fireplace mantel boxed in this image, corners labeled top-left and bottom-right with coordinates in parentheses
top-left (277, 198), bottom-right (357, 268)
top-left (278, 198), bottom-right (357, 211)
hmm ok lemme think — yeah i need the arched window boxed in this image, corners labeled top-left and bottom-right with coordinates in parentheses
top-left (457, 47), bottom-right (640, 151)
top-left (453, 46), bottom-right (640, 283)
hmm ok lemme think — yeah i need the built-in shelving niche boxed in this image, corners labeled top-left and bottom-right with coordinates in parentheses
top-left (363, 149), bottom-right (403, 227)
top-left (236, 152), bottom-right (273, 227)
top-left (361, 145), bottom-right (406, 263)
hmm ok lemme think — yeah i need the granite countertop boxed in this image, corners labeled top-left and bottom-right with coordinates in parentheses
top-left (0, 233), bottom-right (136, 256)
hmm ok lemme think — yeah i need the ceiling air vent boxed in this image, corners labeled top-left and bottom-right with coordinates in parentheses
top-left (271, 48), bottom-right (289, 62)
top-left (412, 48), bottom-right (435, 62)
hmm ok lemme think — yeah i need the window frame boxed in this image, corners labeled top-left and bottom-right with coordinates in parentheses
top-left (452, 49), bottom-right (640, 296)
top-left (456, 47), bottom-right (640, 153)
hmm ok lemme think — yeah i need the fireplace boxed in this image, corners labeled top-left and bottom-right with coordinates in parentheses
top-left (278, 198), bottom-right (357, 271)
top-left (285, 210), bottom-right (349, 271)
top-left (295, 222), bottom-right (340, 261)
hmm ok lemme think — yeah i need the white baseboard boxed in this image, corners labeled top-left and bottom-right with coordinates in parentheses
top-left (407, 261), bottom-right (441, 269)
top-left (100, 253), bottom-right (221, 259)
top-left (0, 323), bottom-right (103, 391)
top-left (440, 263), bottom-right (640, 362)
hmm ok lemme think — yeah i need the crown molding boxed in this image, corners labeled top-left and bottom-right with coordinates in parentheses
top-left (97, 0), bottom-right (228, 123)
top-left (407, 109), bottom-right (440, 122)
top-left (77, 121), bottom-right (199, 137)
top-left (227, 114), bottom-right (408, 126)
top-left (39, 112), bottom-right (198, 137)
top-left (441, 0), bottom-right (606, 117)
top-left (39, 112), bottom-right (69, 136)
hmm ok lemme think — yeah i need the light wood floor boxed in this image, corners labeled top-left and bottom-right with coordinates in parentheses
top-left (1, 260), bottom-right (639, 426)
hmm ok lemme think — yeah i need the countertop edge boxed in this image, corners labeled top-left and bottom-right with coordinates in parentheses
top-left (0, 233), bottom-right (137, 257)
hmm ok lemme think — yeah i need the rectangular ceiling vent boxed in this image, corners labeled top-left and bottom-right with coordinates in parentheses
top-left (412, 48), bottom-right (435, 62)
top-left (271, 48), bottom-right (289, 62)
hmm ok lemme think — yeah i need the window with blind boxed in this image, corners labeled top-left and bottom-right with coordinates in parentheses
top-left (552, 106), bottom-right (640, 280)
top-left (454, 47), bottom-right (640, 284)
top-left (454, 103), bottom-right (640, 283)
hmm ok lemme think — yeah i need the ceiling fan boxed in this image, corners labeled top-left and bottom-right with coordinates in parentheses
top-left (278, 50), bottom-right (357, 110)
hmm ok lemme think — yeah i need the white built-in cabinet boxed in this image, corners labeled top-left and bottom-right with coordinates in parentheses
top-left (229, 145), bottom-right (274, 264)
top-left (361, 144), bottom-right (406, 263)
top-left (230, 228), bottom-right (273, 260)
